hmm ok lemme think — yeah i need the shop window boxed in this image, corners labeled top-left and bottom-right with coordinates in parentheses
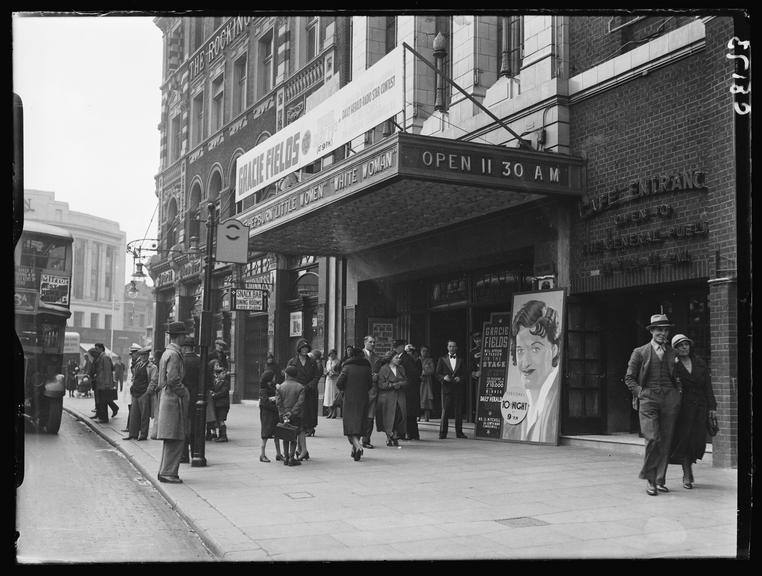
top-left (431, 276), bottom-right (467, 306)
top-left (232, 53), bottom-right (247, 116)
top-left (472, 268), bottom-right (524, 304)
top-left (210, 74), bottom-right (224, 133)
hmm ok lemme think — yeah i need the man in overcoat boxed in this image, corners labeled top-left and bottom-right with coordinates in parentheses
top-left (625, 313), bottom-right (681, 496)
top-left (180, 336), bottom-right (201, 463)
top-left (361, 335), bottom-right (381, 449)
top-left (93, 343), bottom-right (116, 423)
top-left (156, 322), bottom-right (190, 483)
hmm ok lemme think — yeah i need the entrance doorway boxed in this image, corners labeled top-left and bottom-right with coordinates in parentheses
top-left (243, 314), bottom-right (268, 400)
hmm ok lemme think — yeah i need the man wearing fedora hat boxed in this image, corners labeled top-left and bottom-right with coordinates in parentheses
top-left (625, 313), bottom-right (682, 496)
top-left (155, 321), bottom-right (190, 484)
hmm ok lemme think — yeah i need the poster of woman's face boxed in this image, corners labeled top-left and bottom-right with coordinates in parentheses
top-left (500, 289), bottom-right (565, 445)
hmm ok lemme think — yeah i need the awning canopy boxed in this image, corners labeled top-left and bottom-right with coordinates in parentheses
top-left (237, 133), bottom-right (585, 256)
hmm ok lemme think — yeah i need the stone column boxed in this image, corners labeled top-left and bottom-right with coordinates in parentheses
top-left (707, 275), bottom-right (737, 468)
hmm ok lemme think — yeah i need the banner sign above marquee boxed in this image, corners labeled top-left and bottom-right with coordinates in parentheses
top-left (235, 46), bottom-right (404, 203)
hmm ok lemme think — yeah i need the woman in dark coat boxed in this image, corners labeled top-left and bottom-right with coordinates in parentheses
top-left (336, 347), bottom-right (372, 461)
top-left (376, 352), bottom-right (408, 447)
top-left (669, 334), bottom-right (717, 489)
top-left (258, 365), bottom-right (284, 463)
top-left (286, 338), bottom-right (320, 460)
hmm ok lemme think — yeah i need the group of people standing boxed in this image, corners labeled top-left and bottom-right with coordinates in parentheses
top-left (77, 322), bottom-right (233, 485)
top-left (625, 313), bottom-right (718, 496)
top-left (257, 335), bottom-right (472, 464)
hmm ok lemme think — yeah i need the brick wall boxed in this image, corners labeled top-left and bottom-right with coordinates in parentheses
top-left (703, 16), bottom-right (739, 468)
top-left (570, 15), bottom-right (698, 76)
top-left (570, 16), bottom-right (739, 467)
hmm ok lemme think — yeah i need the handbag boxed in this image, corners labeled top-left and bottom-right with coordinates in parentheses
top-left (274, 421), bottom-right (298, 442)
top-left (707, 412), bottom-right (720, 437)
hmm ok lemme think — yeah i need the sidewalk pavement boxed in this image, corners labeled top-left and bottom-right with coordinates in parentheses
top-left (63, 395), bottom-right (741, 561)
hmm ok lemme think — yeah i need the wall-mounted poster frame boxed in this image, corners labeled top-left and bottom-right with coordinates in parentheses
top-left (475, 289), bottom-right (566, 445)
top-left (289, 311), bottom-right (303, 337)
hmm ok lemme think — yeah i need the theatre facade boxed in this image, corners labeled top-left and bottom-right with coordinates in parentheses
top-left (150, 15), bottom-right (743, 467)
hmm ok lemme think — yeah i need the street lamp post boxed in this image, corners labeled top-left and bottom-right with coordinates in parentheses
top-left (110, 299), bottom-right (135, 353)
top-left (191, 202), bottom-right (217, 468)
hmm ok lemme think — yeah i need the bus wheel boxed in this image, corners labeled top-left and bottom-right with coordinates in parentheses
top-left (44, 397), bottom-right (63, 434)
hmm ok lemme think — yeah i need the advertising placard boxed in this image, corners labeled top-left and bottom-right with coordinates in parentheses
top-left (502, 289), bottom-right (566, 445)
top-left (39, 274), bottom-right (70, 306)
top-left (234, 288), bottom-right (266, 312)
top-left (474, 313), bottom-right (511, 439)
top-left (235, 45), bottom-right (404, 203)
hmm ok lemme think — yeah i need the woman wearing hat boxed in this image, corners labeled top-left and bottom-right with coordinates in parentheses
top-left (669, 334), bottom-right (717, 489)
top-left (286, 338), bottom-right (320, 460)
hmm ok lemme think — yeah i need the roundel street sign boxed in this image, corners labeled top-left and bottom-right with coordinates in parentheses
top-left (216, 218), bottom-right (249, 263)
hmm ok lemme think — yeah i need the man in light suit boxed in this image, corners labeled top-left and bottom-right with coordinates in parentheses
top-left (361, 335), bottom-right (380, 449)
top-left (625, 313), bottom-right (681, 496)
top-left (435, 339), bottom-right (468, 439)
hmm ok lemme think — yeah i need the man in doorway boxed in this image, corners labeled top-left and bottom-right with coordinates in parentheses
top-left (156, 322), bottom-right (190, 484)
top-left (394, 339), bottom-right (421, 440)
top-left (435, 339), bottom-right (468, 439)
top-left (625, 313), bottom-right (681, 496)
top-left (361, 335), bottom-right (380, 449)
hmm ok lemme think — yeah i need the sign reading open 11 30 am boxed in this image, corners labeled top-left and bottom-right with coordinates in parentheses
top-left (235, 45), bottom-right (405, 203)
top-left (475, 289), bottom-right (566, 445)
top-left (216, 218), bottom-right (249, 264)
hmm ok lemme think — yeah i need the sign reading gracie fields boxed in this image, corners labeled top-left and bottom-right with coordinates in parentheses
top-left (235, 46), bottom-right (405, 203)
top-left (399, 136), bottom-right (585, 197)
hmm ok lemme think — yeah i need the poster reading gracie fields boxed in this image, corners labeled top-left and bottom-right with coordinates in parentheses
top-left (500, 289), bottom-right (566, 445)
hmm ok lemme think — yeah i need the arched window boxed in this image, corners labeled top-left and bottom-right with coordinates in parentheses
top-left (165, 197), bottom-right (178, 248)
top-left (188, 181), bottom-right (202, 246)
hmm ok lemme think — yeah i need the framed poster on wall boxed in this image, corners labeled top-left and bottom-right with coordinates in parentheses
top-left (475, 289), bottom-right (566, 445)
top-left (289, 311), bottom-right (303, 337)
top-left (367, 317), bottom-right (394, 357)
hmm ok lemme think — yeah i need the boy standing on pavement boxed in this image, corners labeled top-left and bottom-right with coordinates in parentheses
top-left (625, 313), bottom-right (681, 496)
top-left (276, 365), bottom-right (305, 466)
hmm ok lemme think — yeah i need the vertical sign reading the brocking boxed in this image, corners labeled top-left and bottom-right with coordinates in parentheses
top-left (475, 313), bottom-right (511, 439)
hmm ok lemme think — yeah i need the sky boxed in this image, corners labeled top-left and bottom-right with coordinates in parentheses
top-left (12, 12), bottom-right (163, 285)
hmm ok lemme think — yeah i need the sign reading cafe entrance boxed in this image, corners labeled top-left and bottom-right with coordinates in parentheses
top-left (235, 46), bottom-right (405, 203)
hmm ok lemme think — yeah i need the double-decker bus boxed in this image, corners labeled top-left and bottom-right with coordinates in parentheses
top-left (15, 220), bottom-right (74, 434)
top-left (13, 92), bottom-right (73, 435)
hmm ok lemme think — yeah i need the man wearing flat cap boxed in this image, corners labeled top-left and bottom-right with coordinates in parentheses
top-left (625, 313), bottom-right (681, 496)
top-left (156, 321), bottom-right (190, 483)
